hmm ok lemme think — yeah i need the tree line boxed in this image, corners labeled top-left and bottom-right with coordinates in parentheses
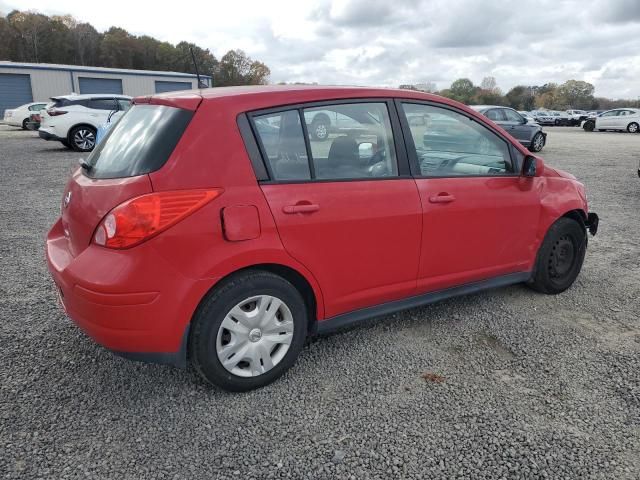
top-left (0, 10), bottom-right (270, 87)
top-left (402, 77), bottom-right (640, 111)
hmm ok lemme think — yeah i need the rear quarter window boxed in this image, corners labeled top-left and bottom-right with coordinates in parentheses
top-left (84, 104), bottom-right (193, 179)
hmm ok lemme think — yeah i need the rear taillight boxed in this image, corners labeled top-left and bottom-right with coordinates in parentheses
top-left (93, 189), bottom-right (223, 249)
top-left (47, 109), bottom-right (68, 116)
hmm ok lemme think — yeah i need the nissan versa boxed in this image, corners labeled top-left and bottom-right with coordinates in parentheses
top-left (46, 86), bottom-right (599, 391)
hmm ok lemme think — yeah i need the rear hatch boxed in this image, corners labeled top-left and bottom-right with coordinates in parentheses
top-left (61, 101), bottom-right (197, 257)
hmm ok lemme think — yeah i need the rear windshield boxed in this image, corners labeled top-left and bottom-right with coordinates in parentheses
top-left (84, 104), bottom-right (193, 179)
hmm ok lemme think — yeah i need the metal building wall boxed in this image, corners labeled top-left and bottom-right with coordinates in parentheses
top-left (0, 67), bottom-right (72, 102)
top-left (0, 66), bottom-right (201, 103)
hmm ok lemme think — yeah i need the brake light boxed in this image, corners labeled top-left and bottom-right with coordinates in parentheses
top-left (47, 109), bottom-right (68, 116)
top-left (93, 189), bottom-right (223, 249)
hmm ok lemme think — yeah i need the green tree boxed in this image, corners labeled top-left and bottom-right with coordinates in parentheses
top-left (99, 27), bottom-right (136, 68)
top-left (505, 86), bottom-right (535, 110)
top-left (447, 78), bottom-right (477, 104)
top-left (556, 80), bottom-right (595, 109)
top-left (215, 49), bottom-right (270, 86)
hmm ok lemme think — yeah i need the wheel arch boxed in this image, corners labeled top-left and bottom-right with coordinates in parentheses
top-left (189, 262), bottom-right (323, 341)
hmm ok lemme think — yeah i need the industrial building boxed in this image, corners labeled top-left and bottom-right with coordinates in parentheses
top-left (0, 62), bottom-right (212, 115)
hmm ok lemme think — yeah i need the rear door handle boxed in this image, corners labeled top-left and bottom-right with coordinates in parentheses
top-left (283, 203), bottom-right (320, 214)
top-left (429, 193), bottom-right (456, 204)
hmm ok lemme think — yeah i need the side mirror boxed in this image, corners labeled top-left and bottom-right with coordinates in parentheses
top-left (358, 142), bottom-right (374, 158)
top-left (523, 155), bottom-right (544, 177)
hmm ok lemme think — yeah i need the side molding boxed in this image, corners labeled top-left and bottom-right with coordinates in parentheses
top-left (317, 272), bottom-right (531, 334)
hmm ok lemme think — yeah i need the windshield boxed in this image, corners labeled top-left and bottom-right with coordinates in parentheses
top-left (85, 104), bottom-right (193, 179)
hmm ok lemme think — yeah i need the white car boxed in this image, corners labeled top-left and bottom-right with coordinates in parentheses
top-left (38, 94), bottom-right (132, 152)
top-left (2, 102), bottom-right (49, 129)
top-left (593, 108), bottom-right (640, 133)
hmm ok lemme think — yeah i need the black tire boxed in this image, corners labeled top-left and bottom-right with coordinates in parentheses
top-left (528, 218), bottom-right (586, 294)
top-left (310, 115), bottom-right (330, 141)
top-left (21, 118), bottom-right (28, 130)
top-left (583, 120), bottom-right (595, 132)
top-left (627, 122), bottom-right (639, 133)
top-left (189, 270), bottom-right (308, 392)
top-left (60, 139), bottom-right (71, 149)
top-left (528, 132), bottom-right (545, 152)
top-left (68, 125), bottom-right (97, 152)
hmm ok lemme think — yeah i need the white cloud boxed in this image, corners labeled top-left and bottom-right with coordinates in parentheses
top-left (3, 0), bottom-right (640, 98)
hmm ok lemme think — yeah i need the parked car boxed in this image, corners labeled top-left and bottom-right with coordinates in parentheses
top-left (25, 102), bottom-right (52, 130)
top-left (38, 94), bottom-right (132, 152)
top-left (584, 108), bottom-right (640, 133)
top-left (547, 110), bottom-right (570, 126)
top-left (304, 109), bottom-right (374, 141)
top-left (470, 106), bottom-right (547, 152)
top-left (531, 110), bottom-right (556, 126)
top-left (2, 102), bottom-right (48, 129)
top-left (566, 109), bottom-right (588, 126)
top-left (46, 86), bottom-right (599, 391)
top-left (518, 111), bottom-right (536, 123)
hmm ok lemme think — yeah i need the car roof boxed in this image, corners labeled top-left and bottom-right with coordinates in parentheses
top-left (468, 105), bottom-right (510, 111)
top-left (51, 93), bottom-right (132, 101)
top-left (137, 85), bottom-right (484, 115)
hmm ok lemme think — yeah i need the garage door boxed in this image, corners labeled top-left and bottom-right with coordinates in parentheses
top-left (155, 80), bottom-right (192, 93)
top-left (0, 73), bottom-right (33, 116)
top-left (78, 77), bottom-right (123, 94)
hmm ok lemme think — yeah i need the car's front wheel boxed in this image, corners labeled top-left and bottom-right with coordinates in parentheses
top-left (627, 122), bottom-right (639, 133)
top-left (190, 271), bottom-right (308, 391)
top-left (583, 120), bottom-right (595, 132)
top-left (528, 132), bottom-right (545, 152)
top-left (69, 126), bottom-right (97, 152)
top-left (528, 217), bottom-right (586, 294)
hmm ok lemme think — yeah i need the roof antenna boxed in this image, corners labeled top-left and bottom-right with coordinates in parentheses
top-left (189, 46), bottom-right (205, 89)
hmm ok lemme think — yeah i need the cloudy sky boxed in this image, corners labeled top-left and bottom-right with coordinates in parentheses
top-left (2, 0), bottom-right (640, 98)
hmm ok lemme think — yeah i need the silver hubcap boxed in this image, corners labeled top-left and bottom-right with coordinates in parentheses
top-left (74, 129), bottom-right (95, 150)
top-left (629, 124), bottom-right (638, 133)
top-left (315, 124), bottom-right (327, 138)
top-left (534, 134), bottom-right (544, 150)
top-left (216, 295), bottom-right (294, 377)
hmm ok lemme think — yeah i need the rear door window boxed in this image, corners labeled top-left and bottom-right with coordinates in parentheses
top-left (85, 104), bottom-right (193, 179)
top-left (253, 110), bottom-right (311, 181)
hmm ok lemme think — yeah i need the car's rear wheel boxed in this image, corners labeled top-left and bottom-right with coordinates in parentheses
top-left (528, 132), bottom-right (545, 152)
top-left (627, 122), bottom-right (639, 133)
top-left (528, 218), bottom-right (586, 294)
top-left (69, 126), bottom-right (96, 152)
top-left (21, 118), bottom-right (28, 130)
top-left (190, 271), bottom-right (308, 392)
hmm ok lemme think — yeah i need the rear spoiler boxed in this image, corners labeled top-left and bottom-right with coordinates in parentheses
top-left (133, 93), bottom-right (202, 111)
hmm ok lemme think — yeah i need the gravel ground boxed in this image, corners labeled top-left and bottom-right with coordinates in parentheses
top-left (1, 125), bottom-right (639, 479)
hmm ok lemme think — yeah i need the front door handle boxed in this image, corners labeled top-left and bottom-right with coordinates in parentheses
top-left (429, 193), bottom-right (456, 204)
top-left (283, 203), bottom-right (320, 214)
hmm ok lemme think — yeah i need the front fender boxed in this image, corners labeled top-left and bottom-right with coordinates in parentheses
top-left (537, 177), bottom-right (589, 244)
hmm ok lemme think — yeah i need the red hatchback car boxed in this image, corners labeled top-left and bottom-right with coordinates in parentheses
top-left (46, 86), bottom-right (598, 391)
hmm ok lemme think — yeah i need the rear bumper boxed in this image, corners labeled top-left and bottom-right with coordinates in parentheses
top-left (39, 129), bottom-right (64, 142)
top-left (45, 218), bottom-right (214, 368)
